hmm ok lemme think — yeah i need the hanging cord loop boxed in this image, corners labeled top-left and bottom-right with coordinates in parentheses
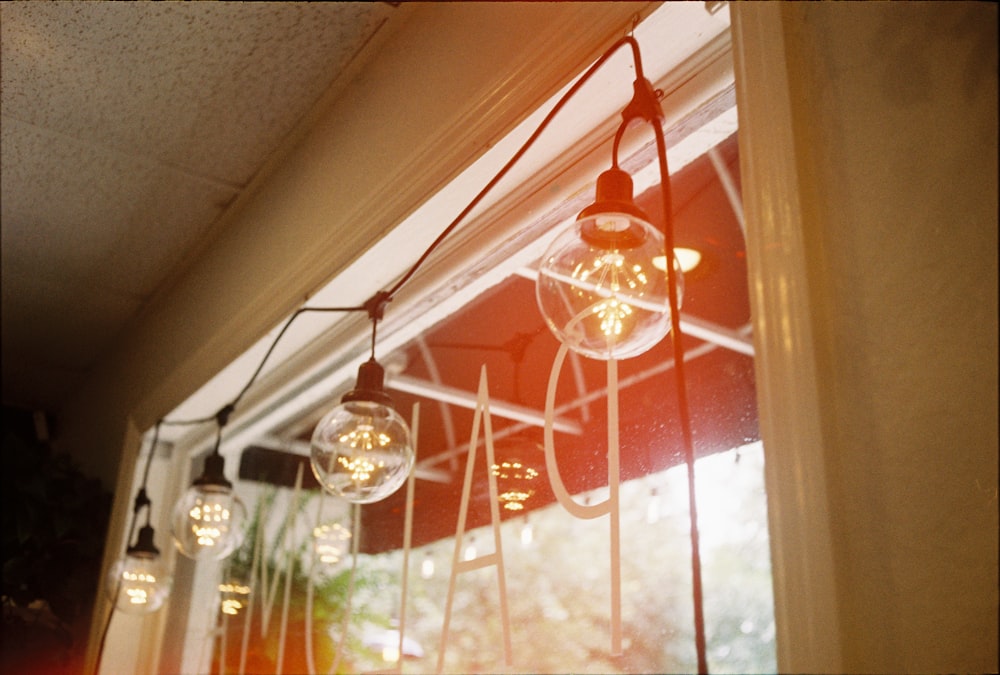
top-left (646, 103), bottom-right (709, 675)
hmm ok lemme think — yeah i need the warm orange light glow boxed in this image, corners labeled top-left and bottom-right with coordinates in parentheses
top-left (653, 247), bottom-right (701, 274)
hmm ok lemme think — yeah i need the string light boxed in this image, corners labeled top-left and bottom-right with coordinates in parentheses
top-left (106, 31), bottom-right (708, 675)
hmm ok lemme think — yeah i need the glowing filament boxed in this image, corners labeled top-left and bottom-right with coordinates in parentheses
top-left (122, 571), bottom-right (157, 582)
top-left (218, 582), bottom-right (250, 615)
top-left (337, 455), bottom-right (384, 483)
top-left (338, 422), bottom-right (391, 451)
top-left (188, 500), bottom-right (231, 546)
top-left (312, 523), bottom-right (351, 564)
top-left (492, 460), bottom-right (539, 510)
top-left (592, 299), bottom-right (634, 337)
top-left (316, 544), bottom-right (342, 564)
top-left (497, 491), bottom-right (531, 510)
top-left (120, 570), bottom-right (158, 605)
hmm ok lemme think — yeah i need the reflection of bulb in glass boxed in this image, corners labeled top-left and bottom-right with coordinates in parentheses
top-left (520, 520), bottom-right (534, 548)
top-left (106, 527), bottom-right (171, 614)
top-left (421, 552), bottom-right (435, 579)
top-left (313, 522), bottom-right (352, 567)
top-left (536, 168), bottom-right (683, 361)
top-left (463, 538), bottom-right (477, 561)
top-left (311, 400), bottom-right (413, 504)
top-left (491, 459), bottom-right (539, 511)
top-left (218, 580), bottom-right (251, 616)
top-left (172, 485), bottom-right (246, 560)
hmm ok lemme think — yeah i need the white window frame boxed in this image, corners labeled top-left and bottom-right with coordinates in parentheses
top-left (91, 4), bottom-right (842, 673)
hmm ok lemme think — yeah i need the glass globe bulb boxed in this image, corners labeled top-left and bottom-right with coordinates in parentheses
top-left (106, 533), bottom-right (172, 614)
top-left (171, 483), bottom-right (246, 560)
top-left (310, 399), bottom-right (414, 504)
top-left (536, 212), bottom-right (682, 360)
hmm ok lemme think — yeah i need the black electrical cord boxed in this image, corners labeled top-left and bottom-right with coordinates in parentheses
top-left (148, 34), bottom-right (647, 435)
top-left (126, 34), bottom-right (651, 457)
top-left (650, 110), bottom-right (709, 675)
top-left (609, 51), bottom-right (708, 673)
top-left (230, 304), bottom-right (366, 408)
top-left (586, 38), bottom-right (709, 674)
top-left (384, 35), bottom-right (646, 301)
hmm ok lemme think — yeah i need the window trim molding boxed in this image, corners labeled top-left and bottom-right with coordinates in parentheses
top-left (731, 4), bottom-right (844, 672)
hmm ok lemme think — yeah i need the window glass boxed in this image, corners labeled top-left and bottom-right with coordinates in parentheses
top-left (188, 131), bottom-right (774, 674)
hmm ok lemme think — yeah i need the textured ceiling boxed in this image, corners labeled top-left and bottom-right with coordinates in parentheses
top-left (0, 1), bottom-right (400, 413)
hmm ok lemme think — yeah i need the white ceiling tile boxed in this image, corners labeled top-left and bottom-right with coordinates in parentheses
top-left (1, 117), bottom-right (237, 298)
top-left (1, 2), bottom-right (393, 184)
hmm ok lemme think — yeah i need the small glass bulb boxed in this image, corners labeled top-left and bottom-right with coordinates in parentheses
top-left (536, 213), bottom-right (682, 360)
top-left (310, 400), bottom-right (414, 504)
top-left (107, 552), bottom-right (172, 614)
top-left (171, 485), bottom-right (246, 560)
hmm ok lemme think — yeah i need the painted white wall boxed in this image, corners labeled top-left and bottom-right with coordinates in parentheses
top-left (733, 3), bottom-right (998, 673)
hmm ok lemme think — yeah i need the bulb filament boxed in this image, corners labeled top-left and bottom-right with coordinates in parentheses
top-left (492, 461), bottom-right (539, 510)
top-left (121, 570), bottom-right (158, 605)
top-left (339, 422), bottom-right (391, 451)
top-left (567, 251), bottom-right (651, 339)
top-left (189, 500), bottom-right (231, 546)
top-left (336, 421), bottom-right (392, 483)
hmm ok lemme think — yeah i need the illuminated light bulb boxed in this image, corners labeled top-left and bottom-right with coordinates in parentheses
top-left (537, 167), bottom-right (683, 360)
top-left (171, 452), bottom-right (246, 561)
top-left (421, 552), bottom-right (435, 579)
top-left (106, 525), bottom-right (172, 614)
top-left (310, 358), bottom-right (414, 504)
